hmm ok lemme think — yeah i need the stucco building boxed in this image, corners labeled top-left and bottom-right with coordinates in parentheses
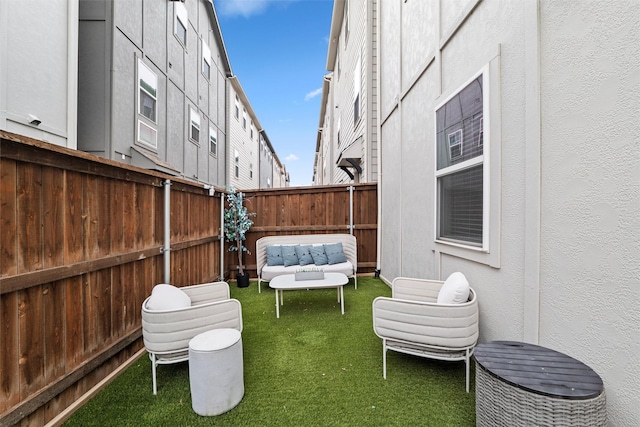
top-left (374, 1), bottom-right (639, 425)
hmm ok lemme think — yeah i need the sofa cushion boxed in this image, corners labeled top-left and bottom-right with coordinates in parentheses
top-left (309, 245), bottom-right (328, 265)
top-left (437, 272), bottom-right (470, 304)
top-left (147, 284), bottom-right (191, 311)
top-left (266, 245), bottom-right (284, 266)
top-left (324, 242), bottom-right (347, 265)
top-left (281, 245), bottom-right (299, 267)
top-left (261, 261), bottom-right (353, 282)
top-left (295, 245), bottom-right (314, 266)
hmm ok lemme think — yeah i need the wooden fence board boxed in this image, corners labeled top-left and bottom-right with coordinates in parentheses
top-left (0, 292), bottom-right (19, 412)
top-left (42, 167), bottom-right (65, 269)
top-left (19, 285), bottom-right (45, 398)
top-left (17, 164), bottom-right (43, 274)
top-left (43, 280), bottom-right (65, 382)
top-left (0, 158), bottom-right (17, 277)
top-left (64, 276), bottom-right (83, 371)
top-left (64, 171), bottom-right (84, 264)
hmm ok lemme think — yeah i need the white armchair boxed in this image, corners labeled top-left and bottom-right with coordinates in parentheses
top-left (372, 275), bottom-right (479, 392)
top-left (141, 281), bottom-right (243, 394)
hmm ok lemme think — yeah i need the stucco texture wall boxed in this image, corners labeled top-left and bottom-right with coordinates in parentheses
top-left (378, 0), bottom-right (639, 424)
top-left (538, 1), bottom-right (640, 425)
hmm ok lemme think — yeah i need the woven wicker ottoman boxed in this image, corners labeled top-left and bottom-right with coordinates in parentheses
top-left (189, 329), bottom-right (244, 416)
top-left (474, 341), bottom-right (606, 427)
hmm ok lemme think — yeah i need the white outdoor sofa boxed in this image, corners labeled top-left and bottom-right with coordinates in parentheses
top-left (372, 274), bottom-right (479, 392)
top-left (141, 281), bottom-right (243, 394)
top-left (256, 234), bottom-right (358, 293)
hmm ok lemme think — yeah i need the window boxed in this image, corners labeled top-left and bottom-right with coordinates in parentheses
top-left (190, 108), bottom-right (200, 143)
top-left (202, 41), bottom-right (211, 80)
top-left (435, 69), bottom-right (486, 248)
top-left (250, 122), bottom-right (254, 140)
top-left (209, 126), bottom-right (217, 156)
top-left (234, 150), bottom-right (240, 178)
top-left (242, 109), bottom-right (247, 130)
top-left (137, 59), bottom-right (157, 148)
top-left (175, 2), bottom-right (187, 46)
top-left (249, 163), bottom-right (253, 179)
top-left (353, 56), bottom-right (361, 125)
top-left (234, 95), bottom-right (239, 119)
top-left (138, 60), bottom-right (157, 122)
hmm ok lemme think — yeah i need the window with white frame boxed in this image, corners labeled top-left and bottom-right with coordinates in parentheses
top-left (435, 68), bottom-right (486, 248)
top-left (175, 2), bottom-right (187, 46)
top-left (137, 59), bottom-right (157, 148)
top-left (234, 150), bottom-right (240, 178)
top-left (242, 109), bottom-right (247, 130)
top-left (209, 126), bottom-right (217, 156)
top-left (202, 40), bottom-right (211, 80)
top-left (190, 108), bottom-right (200, 143)
top-left (249, 162), bottom-right (253, 179)
top-left (353, 56), bottom-right (361, 125)
top-left (250, 122), bottom-right (254, 140)
top-left (234, 95), bottom-right (239, 119)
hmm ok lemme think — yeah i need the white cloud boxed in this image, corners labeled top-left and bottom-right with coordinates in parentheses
top-left (216, 0), bottom-right (271, 18)
top-left (304, 88), bottom-right (322, 101)
top-left (285, 154), bottom-right (299, 161)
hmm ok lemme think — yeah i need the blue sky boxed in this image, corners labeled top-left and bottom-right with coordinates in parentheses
top-left (214, 0), bottom-right (334, 187)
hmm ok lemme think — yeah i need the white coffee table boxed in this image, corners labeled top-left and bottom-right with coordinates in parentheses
top-left (269, 272), bottom-right (349, 318)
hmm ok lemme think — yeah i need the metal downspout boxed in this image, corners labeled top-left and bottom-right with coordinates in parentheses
top-left (349, 185), bottom-right (354, 235)
top-left (220, 192), bottom-right (225, 281)
top-left (163, 179), bottom-right (171, 283)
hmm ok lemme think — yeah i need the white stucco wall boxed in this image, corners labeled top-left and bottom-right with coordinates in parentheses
top-left (0, 0), bottom-right (78, 148)
top-left (378, 0), bottom-right (639, 425)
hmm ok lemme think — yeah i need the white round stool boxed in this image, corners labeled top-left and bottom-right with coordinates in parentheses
top-left (188, 328), bottom-right (244, 416)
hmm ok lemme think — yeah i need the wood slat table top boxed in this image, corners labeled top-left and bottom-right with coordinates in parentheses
top-left (474, 341), bottom-right (603, 400)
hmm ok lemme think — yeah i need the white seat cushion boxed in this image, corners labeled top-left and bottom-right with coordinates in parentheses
top-left (437, 272), bottom-right (470, 304)
top-left (147, 284), bottom-right (192, 310)
top-left (261, 261), bottom-right (353, 282)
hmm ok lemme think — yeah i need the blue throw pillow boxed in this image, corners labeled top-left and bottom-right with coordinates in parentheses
top-left (295, 245), bottom-right (314, 266)
top-left (324, 242), bottom-right (347, 265)
top-left (309, 245), bottom-right (328, 266)
top-left (281, 245), bottom-right (299, 267)
top-left (266, 245), bottom-right (284, 266)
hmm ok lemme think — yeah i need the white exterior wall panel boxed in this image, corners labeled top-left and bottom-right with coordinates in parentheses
top-left (377, 1), bottom-right (639, 425)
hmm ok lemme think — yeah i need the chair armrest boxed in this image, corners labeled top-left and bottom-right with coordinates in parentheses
top-left (182, 281), bottom-right (230, 305)
top-left (372, 295), bottom-right (478, 349)
top-left (142, 298), bottom-right (242, 354)
top-left (392, 277), bottom-right (443, 303)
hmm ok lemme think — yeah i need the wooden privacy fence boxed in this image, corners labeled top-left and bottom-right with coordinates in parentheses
top-left (0, 131), bottom-right (378, 426)
top-left (0, 131), bottom-right (222, 426)
top-left (235, 184), bottom-right (378, 278)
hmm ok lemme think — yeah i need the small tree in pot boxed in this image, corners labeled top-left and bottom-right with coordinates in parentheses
top-left (223, 188), bottom-right (255, 287)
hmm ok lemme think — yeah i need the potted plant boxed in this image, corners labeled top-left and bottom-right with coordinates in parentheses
top-left (223, 188), bottom-right (255, 287)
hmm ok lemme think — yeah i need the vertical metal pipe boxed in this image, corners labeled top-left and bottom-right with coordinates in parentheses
top-left (349, 185), bottom-right (354, 235)
top-left (220, 192), bottom-right (225, 281)
top-left (164, 179), bottom-right (171, 283)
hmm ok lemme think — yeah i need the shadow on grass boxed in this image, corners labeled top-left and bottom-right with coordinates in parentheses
top-left (64, 276), bottom-right (475, 426)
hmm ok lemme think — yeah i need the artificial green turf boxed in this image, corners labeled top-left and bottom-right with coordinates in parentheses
top-left (63, 277), bottom-right (475, 426)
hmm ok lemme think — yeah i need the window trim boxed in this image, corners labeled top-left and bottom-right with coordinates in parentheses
top-left (434, 64), bottom-right (490, 253)
top-left (202, 40), bottom-right (211, 80)
top-left (136, 58), bottom-right (158, 150)
top-left (174, 2), bottom-right (188, 47)
top-left (189, 107), bottom-right (200, 144)
top-left (209, 126), bottom-right (217, 157)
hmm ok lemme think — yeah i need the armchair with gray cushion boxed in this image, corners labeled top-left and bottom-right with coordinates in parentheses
top-left (372, 273), bottom-right (479, 392)
top-left (141, 281), bottom-right (243, 394)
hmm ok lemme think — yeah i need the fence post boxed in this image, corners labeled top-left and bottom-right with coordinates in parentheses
top-left (349, 185), bottom-right (354, 235)
top-left (220, 191), bottom-right (225, 281)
